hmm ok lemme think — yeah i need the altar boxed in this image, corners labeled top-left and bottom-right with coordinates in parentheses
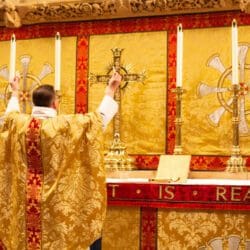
top-left (102, 172), bottom-right (250, 250)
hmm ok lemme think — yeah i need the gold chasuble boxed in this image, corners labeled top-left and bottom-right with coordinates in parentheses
top-left (0, 112), bottom-right (106, 250)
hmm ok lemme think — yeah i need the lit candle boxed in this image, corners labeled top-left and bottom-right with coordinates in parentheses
top-left (232, 19), bottom-right (238, 85)
top-left (9, 34), bottom-right (16, 83)
top-left (55, 32), bottom-right (61, 91)
top-left (176, 24), bottom-right (183, 87)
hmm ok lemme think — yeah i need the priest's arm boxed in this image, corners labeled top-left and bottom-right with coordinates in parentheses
top-left (5, 74), bottom-right (20, 113)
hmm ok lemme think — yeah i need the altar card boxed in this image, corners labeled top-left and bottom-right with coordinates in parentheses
top-left (155, 155), bottom-right (191, 183)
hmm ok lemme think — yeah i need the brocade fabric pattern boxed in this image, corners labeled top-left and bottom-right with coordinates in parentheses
top-left (0, 111), bottom-right (106, 249)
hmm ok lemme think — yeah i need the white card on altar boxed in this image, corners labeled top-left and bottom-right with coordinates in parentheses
top-left (153, 155), bottom-right (191, 183)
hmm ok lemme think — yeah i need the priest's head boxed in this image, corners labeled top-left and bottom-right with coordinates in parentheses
top-left (32, 85), bottom-right (59, 110)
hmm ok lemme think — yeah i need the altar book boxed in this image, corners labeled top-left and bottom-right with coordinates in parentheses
top-left (153, 155), bottom-right (191, 183)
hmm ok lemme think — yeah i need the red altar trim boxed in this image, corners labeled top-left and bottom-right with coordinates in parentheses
top-left (135, 155), bottom-right (160, 169)
top-left (107, 183), bottom-right (250, 211)
top-left (76, 36), bottom-right (89, 114)
top-left (0, 11), bottom-right (249, 170)
top-left (140, 207), bottom-right (157, 250)
top-left (191, 155), bottom-right (228, 170)
top-left (25, 118), bottom-right (43, 250)
top-left (134, 155), bottom-right (250, 170)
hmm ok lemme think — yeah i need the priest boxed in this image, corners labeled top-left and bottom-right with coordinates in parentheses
top-left (0, 72), bottom-right (121, 250)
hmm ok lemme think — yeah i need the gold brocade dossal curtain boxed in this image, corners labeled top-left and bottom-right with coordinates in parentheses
top-left (182, 26), bottom-right (250, 156)
top-left (88, 31), bottom-right (167, 155)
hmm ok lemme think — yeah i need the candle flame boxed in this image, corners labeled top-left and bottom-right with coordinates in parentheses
top-left (55, 32), bottom-right (60, 40)
top-left (11, 34), bottom-right (16, 42)
top-left (178, 24), bottom-right (182, 32)
top-left (232, 19), bottom-right (237, 27)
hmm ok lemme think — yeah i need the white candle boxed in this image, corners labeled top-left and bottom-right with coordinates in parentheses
top-left (9, 34), bottom-right (16, 83)
top-left (55, 32), bottom-right (61, 91)
top-left (176, 24), bottom-right (183, 87)
top-left (232, 19), bottom-right (238, 85)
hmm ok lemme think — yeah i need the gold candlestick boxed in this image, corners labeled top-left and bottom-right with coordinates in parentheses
top-left (226, 84), bottom-right (246, 172)
top-left (173, 86), bottom-right (184, 154)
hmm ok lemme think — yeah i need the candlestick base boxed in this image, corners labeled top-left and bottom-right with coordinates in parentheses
top-left (226, 145), bottom-right (246, 172)
top-left (226, 155), bottom-right (247, 173)
top-left (105, 133), bottom-right (135, 171)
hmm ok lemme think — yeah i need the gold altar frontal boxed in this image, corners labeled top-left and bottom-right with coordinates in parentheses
top-left (103, 207), bottom-right (250, 249)
top-left (102, 171), bottom-right (250, 250)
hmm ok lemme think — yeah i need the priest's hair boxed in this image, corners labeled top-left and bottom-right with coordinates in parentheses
top-left (32, 84), bottom-right (56, 107)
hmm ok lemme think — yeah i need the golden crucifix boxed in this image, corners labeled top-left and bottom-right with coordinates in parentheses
top-left (89, 48), bottom-right (146, 170)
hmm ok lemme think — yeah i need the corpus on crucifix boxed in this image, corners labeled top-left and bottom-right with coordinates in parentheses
top-left (89, 47), bottom-right (146, 170)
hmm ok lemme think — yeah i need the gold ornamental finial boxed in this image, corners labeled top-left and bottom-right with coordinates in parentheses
top-left (111, 48), bottom-right (124, 57)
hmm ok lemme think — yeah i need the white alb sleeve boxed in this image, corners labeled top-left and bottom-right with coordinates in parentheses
top-left (97, 95), bottom-right (118, 130)
top-left (5, 96), bottom-right (20, 114)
